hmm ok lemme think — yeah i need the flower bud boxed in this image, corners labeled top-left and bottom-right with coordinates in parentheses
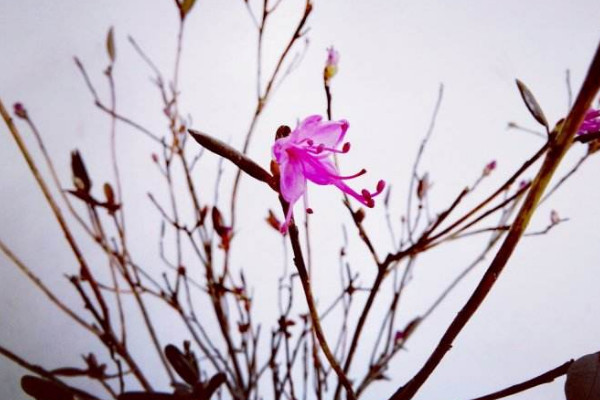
top-left (13, 103), bottom-right (27, 119)
top-left (483, 160), bottom-right (497, 176)
top-left (550, 210), bottom-right (560, 225)
top-left (324, 46), bottom-right (339, 82)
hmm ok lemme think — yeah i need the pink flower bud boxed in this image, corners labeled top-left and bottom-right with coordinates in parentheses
top-left (13, 103), bottom-right (27, 119)
top-left (483, 160), bottom-right (497, 176)
top-left (324, 46), bottom-right (339, 82)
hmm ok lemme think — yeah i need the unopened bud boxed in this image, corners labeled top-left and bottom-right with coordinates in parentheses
top-left (417, 173), bottom-right (430, 200)
top-left (13, 103), bottom-right (28, 119)
top-left (550, 210), bottom-right (560, 225)
top-left (324, 46), bottom-right (340, 82)
top-left (103, 183), bottom-right (115, 205)
top-left (483, 160), bottom-right (497, 176)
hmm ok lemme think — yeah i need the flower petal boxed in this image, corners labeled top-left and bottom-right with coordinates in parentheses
top-left (293, 115), bottom-right (348, 148)
top-left (279, 158), bottom-right (306, 204)
top-left (301, 154), bottom-right (338, 185)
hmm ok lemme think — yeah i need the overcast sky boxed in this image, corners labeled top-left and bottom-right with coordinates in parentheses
top-left (1, 1), bottom-right (600, 399)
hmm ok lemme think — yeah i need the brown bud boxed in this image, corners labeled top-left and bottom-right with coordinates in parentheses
top-left (354, 208), bottom-right (366, 223)
top-left (275, 125), bottom-right (291, 140)
top-left (71, 150), bottom-right (92, 193)
top-left (266, 209), bottom-right (281, 231)
top-left (103, 183), bottom-right (115, 205)
top-left (13, 103), bottom-right (28, 119)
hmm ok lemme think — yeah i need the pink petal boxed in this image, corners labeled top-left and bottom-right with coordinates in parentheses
top-left (279, 158), bottom-right (306, 204)
top-left (293, 116), bottom-right (348, 148)
top-left (301, 154), bottom-right (339, 185)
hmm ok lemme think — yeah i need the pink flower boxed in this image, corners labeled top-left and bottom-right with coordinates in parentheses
top-left (324, 46), bottom-right (340, 81)
top-left (577, 109), bottom-right (600, 135)
top-left (272, 115), bottom-right (385, 232)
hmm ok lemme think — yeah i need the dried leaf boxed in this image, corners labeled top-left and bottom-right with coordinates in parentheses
top-left (565, 352), bottom-right (600, 400)
top-left (103, 182), bottom-right (115, 205)
top-left (71, 150), bottom-right (92, 193)
top-left (515, 79), bottom-right (549, 130)
top-left (188, 129), bottom-right (275, 189)
top-left (265, 209), bottom-right (281, 231)
top-left (198, 373), bottom-right (226, 400)
top-left (165, 344), bottom-right (199, 385)
top-left (21, 375), bottom-right (75, 400)
top-left (106, 26), bottom-right (116, 62)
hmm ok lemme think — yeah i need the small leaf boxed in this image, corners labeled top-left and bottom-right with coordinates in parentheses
top-left (103, 183), bottom-right (115, 205)
top-left (515, 79), bottom-right (549, 130)
top-left (165, 344), bottom-right (199, 385)
top-left (71, 150), bottom-right (92, 193)
top-left (21, 375), bottom-right (75, 400)
top-left (180, 0), bottom-right (197, 18)
top-left (106, 26), bottom-right (116, 62)
top-left (265, 209), bottom-right (281, 231)
top-left (195, 373), bottom-right (226, 400)
top-left (565, 352), bottom-right (600, 400)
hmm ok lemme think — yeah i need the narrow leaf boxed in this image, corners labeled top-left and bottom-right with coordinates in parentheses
top-left (515, 79), bottom-right (549, 130)
top-left (194, 373), bottom-right (226, 400)
top-left (71, 150), bottom-right (92, 192)
top-left (21, 376), bottom-right (75, 400)
top-left (188, 129), bottom-right (276, 189)
top-left (165, 344), bottom-right (199, 385)
top-left (106, 26), bottom-right (116, 62)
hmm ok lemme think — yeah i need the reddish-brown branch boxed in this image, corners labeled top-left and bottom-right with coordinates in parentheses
top-left (388, 41), bottom-right (600, 400)
top-left (284, 213), bottom-right (357, 400)
top-left (469, 360), bottom-right (573, 400)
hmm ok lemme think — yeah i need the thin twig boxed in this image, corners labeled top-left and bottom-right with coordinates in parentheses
top-left (406, 84), bottom-right (444, 242)
top-left (469, 360), bottom-right (573, 400)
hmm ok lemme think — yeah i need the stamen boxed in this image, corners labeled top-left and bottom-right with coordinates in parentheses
top-left (330, 168), bottom-right (367, 180)
top-left (375, 180), bottom-right (386, 194)
top-left (306, 208), bottom-right (314, 214)
top-left (362, 189), bottom-right (375, 208)
top-left (305, 143), bottom-right (349, 155)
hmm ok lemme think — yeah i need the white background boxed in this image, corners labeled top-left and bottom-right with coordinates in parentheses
top-left (1, 1), bottom-right (600, 399)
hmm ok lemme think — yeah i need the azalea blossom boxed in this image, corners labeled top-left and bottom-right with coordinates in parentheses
top-left (577, 109), bottom-right (600, 135)
top-left (272, 115), bottom-right (385, 232)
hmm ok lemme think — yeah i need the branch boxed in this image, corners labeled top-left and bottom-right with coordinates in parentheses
top-left (469, 360), bottom-right (573, 400)
top-left (284, 214), bottom-right (357, 400)
top-left (388, 40), bottom-right (600, 400)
